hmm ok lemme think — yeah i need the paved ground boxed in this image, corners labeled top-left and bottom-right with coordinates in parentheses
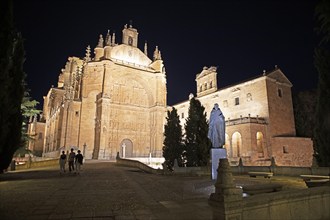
top-left (0, 160), bottom-right (307, 220)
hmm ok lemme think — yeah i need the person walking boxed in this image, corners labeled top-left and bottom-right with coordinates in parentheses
top-left (68, 148), bottom-right (76, 173)
top-left (59, 151), bottom-right (67, 174)
top-left (75, 150), bottom-right (84, 175)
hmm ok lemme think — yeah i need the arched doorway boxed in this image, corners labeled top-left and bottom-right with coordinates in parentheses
top-left (120, 139), bottom-right (133, 158)
top-left (256, 132), bottom-right (264, 158)
top-left (232, 132), bottom-right (242, 158)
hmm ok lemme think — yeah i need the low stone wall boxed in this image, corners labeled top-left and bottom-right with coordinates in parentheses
top-left (240, 186), bottom-right (330, 220)
top-left (171, 165), bottom-right (329, 177)
top-left (173, 164), bottom-right (329, 177)
top-left (106, 156), bottom-right (330, 178)
top-left (115, 157), bottom-right (212, 176)
top-left (231, 165), bottom-right (330, 176)
top-left (213, 185), bottom-right (330, 220)
top-left (116, 157), bottom-right (162, 175)
top-left (124, 157), bottom-right (165, 169)
top-left (12, 159), bottom-right (58, 171)
top-left (210, 158), bottom-right (330, 220)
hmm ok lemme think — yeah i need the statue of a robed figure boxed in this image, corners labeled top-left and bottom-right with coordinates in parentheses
top-left (208, 103), bottom-right (225, 148)
top-left (208, 103), bottom-right (227, 180)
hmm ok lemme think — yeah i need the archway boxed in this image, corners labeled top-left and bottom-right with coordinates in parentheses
top-left (232, 132), bottom-right (242, 157)
top-left (120, 139), bottom-right (133, 158)
top-left (256, 132), bottom-right (264, 157)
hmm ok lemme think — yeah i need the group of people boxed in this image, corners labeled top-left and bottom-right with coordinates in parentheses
top-left (59, 148), bottom-right (84, 175)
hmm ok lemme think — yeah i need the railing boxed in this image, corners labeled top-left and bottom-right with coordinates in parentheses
top-left (226, 116), bottom-right (267, 126)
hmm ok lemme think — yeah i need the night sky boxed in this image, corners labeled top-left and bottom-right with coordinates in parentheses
top-left (14, 0), bottom-right (319, 108)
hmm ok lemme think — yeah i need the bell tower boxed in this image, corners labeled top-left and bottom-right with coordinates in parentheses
top-left (122, 22), bottom-right (138, 47)
top-left (196, 66), bottom-right (218, 97)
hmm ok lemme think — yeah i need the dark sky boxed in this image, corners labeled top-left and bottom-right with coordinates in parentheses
top-left (14, 0), bottom-right (319, 108)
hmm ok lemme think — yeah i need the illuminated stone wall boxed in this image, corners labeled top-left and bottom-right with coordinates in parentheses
top-left (42, 24), bottom-right (167, 160)
top-left (174, 67), bottom-right (313, 167)
top-left (27, 119), bottom-right (45, 156)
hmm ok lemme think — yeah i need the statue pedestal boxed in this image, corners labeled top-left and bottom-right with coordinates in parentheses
top-left (211, 148), bottom-right (227, 180)
top-left (209, 158), bottom-right (243, 219)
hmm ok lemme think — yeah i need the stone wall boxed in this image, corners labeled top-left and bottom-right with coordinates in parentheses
top-left (231, 165), bottom-right (330, 176)
top-left (27, 121), bottom-right (45, 156)
top-left (210, 158), bottom-right (330, 220)
top-left (115, 157), bottom-right (162, 175)
top-left (11, 158), bottom-right (58, 171)
top-left (271, 137), bottom-right (313, 167)
top-left (238, 186), bottom-right (330, 220)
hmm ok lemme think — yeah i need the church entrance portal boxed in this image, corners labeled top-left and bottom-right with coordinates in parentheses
top-left (120, 139), bottom-right (133, 158)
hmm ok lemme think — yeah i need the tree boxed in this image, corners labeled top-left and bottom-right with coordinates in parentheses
top-left (0, 0), bottom-right (26, 172)
top-left (292, 89), bottom-right (317, 138)
top-left (163, 108), bottom-right (184, 171)
top-left (15, 91), bottom-right (41, 157)
top-left (184, 97), bottom-right (211, 167)
top-left (313, 0), bottom-right (330, 167)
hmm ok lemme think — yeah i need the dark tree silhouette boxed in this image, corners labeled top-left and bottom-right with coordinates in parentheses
top-left (313, 0), bottom-right (330, 167)
top-left (0, 0), bottom-right (26, 172)
top-left (184, 97), bottom-right (211, 167)
top-left (163, 108), bottom-right (183, 171)
top-left (292, 90), bottom-right (317, 138)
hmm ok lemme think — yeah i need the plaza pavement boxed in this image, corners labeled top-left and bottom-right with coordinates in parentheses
top-left (0, 160), bottom-right (307, 220)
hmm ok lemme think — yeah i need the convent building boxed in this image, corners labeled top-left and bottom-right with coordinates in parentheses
top-left (173, 66), bottom-right (313, 166)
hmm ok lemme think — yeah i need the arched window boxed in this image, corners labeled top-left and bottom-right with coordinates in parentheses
top-left (200, 85), bottom-right (203, 92)
top-left (204, 83), bottom-right (207, 90)
top-left (256, 132), bottom-right (264, 157)
top-left (232, 132), bottom-right (242, 157)
top-left (210, 81), bottom-right (213, 88)
top-left (128, 36), bottom-right (133, 46)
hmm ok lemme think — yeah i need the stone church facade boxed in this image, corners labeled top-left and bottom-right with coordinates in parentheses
top-left (40, 24), bottom-right (167, 160)
top-left (173, 66), bottom-right (313, 166)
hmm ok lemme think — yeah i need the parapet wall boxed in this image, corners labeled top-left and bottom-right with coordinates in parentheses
top-left (239, 186), bottom-right (330, 220)
top-left (172, 163), bottom-right (329, 177)
top-left (231, 165), bottom-right (330, 176)
top-left (210, 158), bottom-right (330, 220)
top-left (116, 157), bottom-right (162, 174)
top-left (116, 157), bottom-right (329, 177)
top-left (12, 159), bottom-right (58, 170)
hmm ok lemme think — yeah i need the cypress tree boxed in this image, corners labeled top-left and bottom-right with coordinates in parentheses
top-left (163, 108), bottom-right (183, 171)
top-left (184, 97), bottom-right (211, 167)
top-left (313, 0), bottom-right (330, 167)
top-left (0, 0), bottom-right (26, 171)
top-left (196, 107), bottom-right (211, 166)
